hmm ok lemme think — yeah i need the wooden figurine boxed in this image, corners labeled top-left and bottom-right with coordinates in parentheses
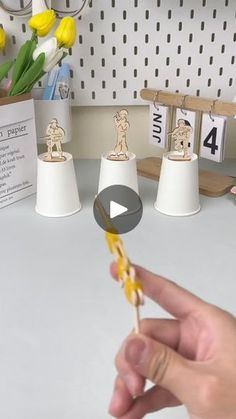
top-left (168, 118), bottom-right (192, 161)
top-left (43, 118), bottom-right (66, 162)
top-left (107, 109), bottom-right (130, 161)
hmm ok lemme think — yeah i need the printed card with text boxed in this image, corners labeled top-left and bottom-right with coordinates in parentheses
top-left (0, 97), bottom-right (37, 209)
top-left (199, 113), bottom-right (226, 162)
top-left (175, 108), bottom-right (197, 154)
top-left (149, 104), bottom-right (168, 148)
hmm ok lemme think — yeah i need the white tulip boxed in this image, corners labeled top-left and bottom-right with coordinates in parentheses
top-left (43, 48), bottom-right (64, 72)
top-left (33, 37), bottom-right (65, 72)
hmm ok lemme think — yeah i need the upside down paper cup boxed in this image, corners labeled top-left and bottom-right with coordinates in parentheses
top-left (154, 152), bottom-right (200, 216)
top-left (98, 151), bottom-right (139, 193)
top-left (35, 152), bottom-right (81, 217)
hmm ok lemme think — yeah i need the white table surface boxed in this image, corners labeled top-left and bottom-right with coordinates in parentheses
top-left (0, 158), bottom-right (236, 419)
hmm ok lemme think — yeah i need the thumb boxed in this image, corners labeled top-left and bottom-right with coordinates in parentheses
top-left (123, 335), bottom-right (199, 404)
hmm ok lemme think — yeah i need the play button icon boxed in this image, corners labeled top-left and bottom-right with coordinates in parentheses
top-left (110, 201), bottom-right (128, 219)
top-left (93, 185), bottom-right (143, 234)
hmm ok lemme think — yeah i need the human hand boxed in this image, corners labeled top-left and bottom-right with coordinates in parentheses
top-left (109, 264), bottom-right (236, 419)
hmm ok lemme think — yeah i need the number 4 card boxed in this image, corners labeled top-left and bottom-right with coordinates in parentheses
top-left (199, 113), bottom-right (227, 162)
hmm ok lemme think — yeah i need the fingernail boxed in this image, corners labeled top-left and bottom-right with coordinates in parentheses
top-left (124, 338), bottom-right (146, 366)
top-left (108, 390), bottom-right (120, 414)
top-left (124, 373), bottom-right (140, 396)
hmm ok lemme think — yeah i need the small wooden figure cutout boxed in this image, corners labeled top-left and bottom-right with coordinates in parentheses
top-left (168, 118), bottom-right (192, 161)
top-left (43, 118), bottom-right (66, 162)
top-left (107, 109), bottom-right (130, 161)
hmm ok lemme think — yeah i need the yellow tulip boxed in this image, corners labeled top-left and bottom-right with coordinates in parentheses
top-left (54, 16), bottom-right (76, 48)
top-left (28, 10), bottom-right (56, 37)
top-left (0, 27), bottom-right (6, 50)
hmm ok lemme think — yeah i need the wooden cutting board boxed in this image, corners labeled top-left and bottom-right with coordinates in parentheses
top-left (137, 157), bottom-right (234, 197)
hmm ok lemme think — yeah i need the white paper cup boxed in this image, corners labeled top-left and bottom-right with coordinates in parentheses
top-left (154, 152), bottom-right (200, 216)
top-left (35, 152), bottom-right (81, 217)
top-left (98, 152), bottom-right (139, 193)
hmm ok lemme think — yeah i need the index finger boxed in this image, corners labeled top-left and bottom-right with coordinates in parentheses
top-left (110, 262), bottom-right (207, 320)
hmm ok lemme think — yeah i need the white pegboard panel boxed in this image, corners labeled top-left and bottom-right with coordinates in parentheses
top-left (0, 0), bottom-right (236, 106)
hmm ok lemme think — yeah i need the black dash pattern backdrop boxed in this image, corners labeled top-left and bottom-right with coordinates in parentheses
top-left (0, 0), bottom-right (235, 105)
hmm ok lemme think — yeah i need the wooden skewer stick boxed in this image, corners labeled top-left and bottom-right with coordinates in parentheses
top-left (134, 305), bottom-right (141, 334)
top-left (140, 88), bottom-right (236, 117)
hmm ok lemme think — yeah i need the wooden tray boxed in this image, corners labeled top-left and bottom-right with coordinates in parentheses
top-left (137, 157), bottom-right (234, 197)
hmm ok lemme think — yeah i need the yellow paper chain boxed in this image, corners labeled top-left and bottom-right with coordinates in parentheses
top-left (95, 195), bottom-right (144, 332)
top-left (106, 231), bottom-right (144, 307)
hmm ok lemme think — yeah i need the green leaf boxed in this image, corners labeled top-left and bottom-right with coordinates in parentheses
top-left (26, 70), bottom-right (46, 92)
top-left (0, 60), bottom-right (14, 83)
top-left (9, 52), bottom-right (45, 96)
top-left (21, 38), bottom-right (37, 76)
top-left (16, 70), bottom-right (45, 95)
top-left (10, 39), bottom-right (36, 91)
